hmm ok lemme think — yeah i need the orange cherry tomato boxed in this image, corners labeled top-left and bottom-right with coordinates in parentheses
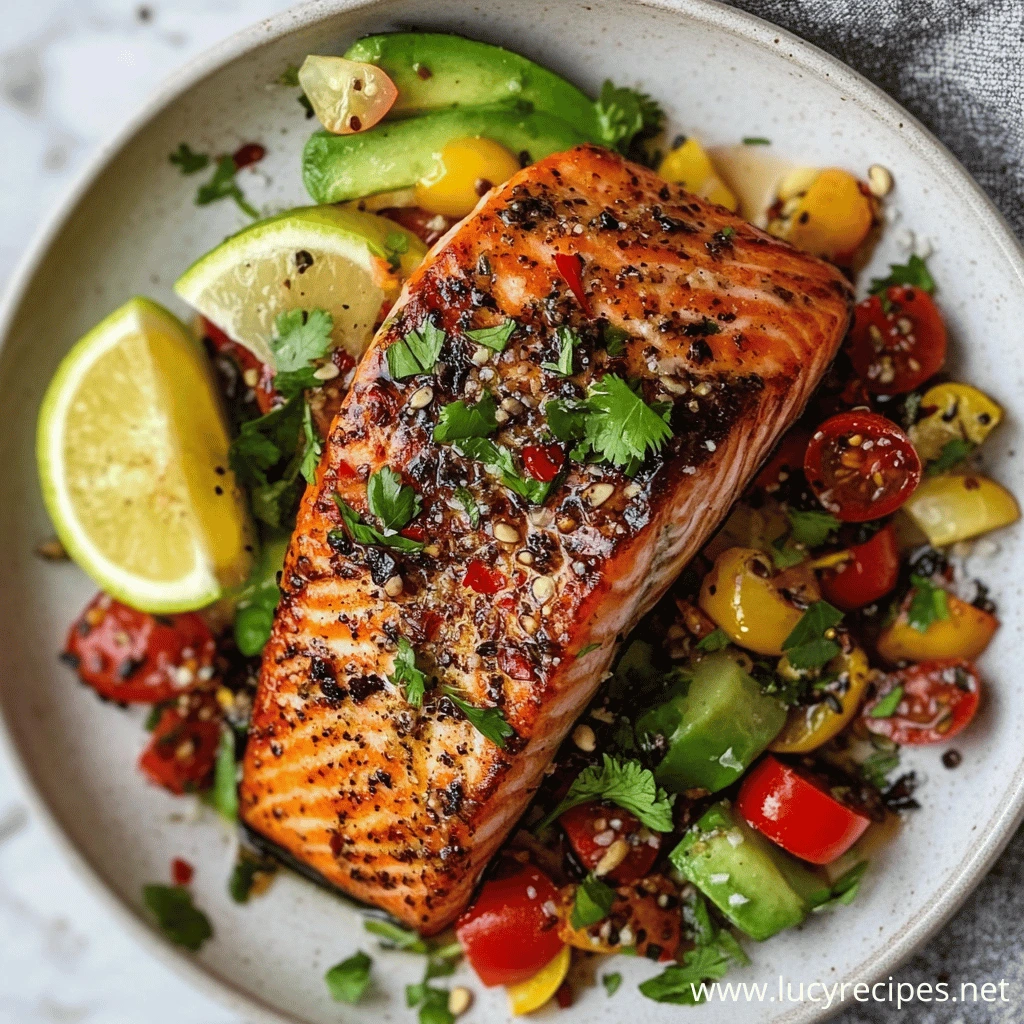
top-left (819, 524), bottom-right (900, 610)
top-left (804, 412), bottom-right (921, 522)
top-left (558, 801), bottom-right (661, 884)
top-left (64, 594), bottom-right (216, 704)
top-left (862, 659), bottom-right (981, 745)
top-left (848, 287), bottom-right (947, 395)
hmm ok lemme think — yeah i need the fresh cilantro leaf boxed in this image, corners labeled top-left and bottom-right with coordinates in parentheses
top-left (142, 884), bottom-right (213, 951)
top-left (228, 848), bottom-right (276, 903)
top-left (324, 950), bottom-right (373, 1004)
top-left (169, 143), bottom-right (209, 174)
top-left (907, 574), bottom-right (950, 632)
top-left (582, 374), bottom-right (673, 469)
top-left (696, 628), bottom-right (730, 653)
top-left (742, 136), bottom-right (771, 145)
top-left (602, 973), bottom-right (623, 997)
top-left (770, 536), bottom-right (807, 570)
top-left (454, 486), bottom-right (480, 527)
top-left (541, 325), bottom-right (582, 376)
top-left (273, 366), bottom-right (320, 399)
top-left (782, 600), bottom-right (844, 670)
top-left (870, 683), bottom-right (904, 719)
top-left (390, 637), bottom-right (427, 707)
top-left (211, 726), bottom-right (238, 821)
top-left (577, 642), bottom-right (602, 658)
top-left (571, 873), bottom-right (618, 928)
top-left (595, 81), bottom-right (666, 155)
top-left (814, 861), bottom-right (869, 912)
top-left (544, 398), bottom-right (589, 444)
top-left (386, 318), bottom-right (447, 378)
top-left (433, 392), bottom-right (498, 443)
top-left (442, 688), bottom-right (514, 748)
top-left (639, 946), bottom-right (733, 1005)
top-left (603, 323), bottom-right (629, 356)
top-left (384, 230), bottom-right (409, 271)
top-left (363, 918), bottom-right (430, 953)
top-left (269, 308), bottom-right (333, 373)
top-left (454, 437), bottom-right (552, 505)
top-left (466, 319), bottom-right (516, 352)
top-left (367, 466), bottom-right (421, 532)
top-left (409, 985), bottom-right (454, 1024)
top-left (196, 154), bottom-right (259, 218)
top-left (300, 401), bottom-right (321, 484)
top-left (713, 929), bottom-right (750, 966)
top-left (927, 438), bottom-right (975, 475)
top-left (787, 508), bottom-right (841, 547)
top-left (538, 754), bottom-right (674, 832)
top-left (859, 748), bottom-right (900, 789)
top-left (869, 254), bottom-right (935, 310)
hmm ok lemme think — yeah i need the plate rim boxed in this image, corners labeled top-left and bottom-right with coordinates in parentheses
top-left (1, 2), bottom-right (1023, 1022)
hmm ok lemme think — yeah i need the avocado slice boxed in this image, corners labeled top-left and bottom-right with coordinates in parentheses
top-left (344, 32), bottom-right (604, 141)
top-left (302, 101), bottom-right (589, 204)
top-left (636, 654), bottom-right (787, 795)
top-left (670, 801), bottom-right (831, 941)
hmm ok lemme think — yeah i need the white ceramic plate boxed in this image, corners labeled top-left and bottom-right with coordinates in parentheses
top-left (2, 2), bottom-right (1023, 1022)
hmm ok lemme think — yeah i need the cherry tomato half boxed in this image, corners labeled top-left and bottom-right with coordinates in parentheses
top-left (819, 524), bottom-right (900, 611)
top-left (202, 318), bottom-right (277, 414)
top-left (139, 700), bottom-right (221, 795)
top-left (559, 801), bottom-right (661, 885)
top-left (804, 412), bottom-right (921, 522)
top-left (862, 659), bottom-right (981, 745)
top-left (64, 594), bottom-right (216, 704)
top-left (736, 755), bottom-right (871, 865)
top-left (848, 287), bottom-right (947, 395)
top-left (522, 444), bottom-right (564, 483)
top-left (463, 559), bottom-right (506, 595)
top-left (456, 862), bottom-right (564, 987)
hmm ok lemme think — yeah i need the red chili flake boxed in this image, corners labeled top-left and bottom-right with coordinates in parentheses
top-left (555, 982), bottom-right (574, 1009)
top-left (171, 858), bottom-right (194, 885)
top-left (232, 143), bottom-right (266, 169)
top-left (463, 559), bottom-right (505, 595)
top-left (522, 443), bottom-right (564, 482)
top-left (335, 460), bottom-right (358, 479)
top-left (554, 252), bottom-right (592, 317)
top-left (401, 524), bottom-right (426, 542)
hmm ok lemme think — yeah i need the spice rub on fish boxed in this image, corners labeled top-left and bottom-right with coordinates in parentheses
top-left (239, 144), bottom-right (853, 933)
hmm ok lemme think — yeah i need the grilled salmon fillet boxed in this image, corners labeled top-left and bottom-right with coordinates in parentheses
top-left (240, 144), bottom-right (853, 933)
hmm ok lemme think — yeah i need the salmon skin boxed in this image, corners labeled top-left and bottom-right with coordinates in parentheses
top-left (240, 144), bottom-right (853, 933)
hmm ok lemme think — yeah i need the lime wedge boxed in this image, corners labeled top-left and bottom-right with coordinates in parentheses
top-left (37, 297), bottom-right (255, 612)
top-left (174, 205), bottom-right (426, 367)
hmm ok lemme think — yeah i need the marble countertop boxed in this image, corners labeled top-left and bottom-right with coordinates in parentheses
top-left (1, 3), bottom-right (1022, 1022)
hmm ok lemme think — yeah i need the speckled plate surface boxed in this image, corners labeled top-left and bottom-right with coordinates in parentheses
top-left (2, 1), bottom-right (1023, 1022)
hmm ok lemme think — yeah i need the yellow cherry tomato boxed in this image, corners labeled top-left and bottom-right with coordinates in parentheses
top-left (777, 168), bottom-right (875, 263)
top-left (909, 382), bottom-right (1004, 462)
top-left (876, 593), bottom-right (998, 664)
top-left (770, 646), bottom-right (871, 753)
top-left (298, 55), bottom-right (398, 134)
top-left (902, 473), bottom-right (1020, 547)
top-left (506, 945), bottom-right (570, 1015)
top-left (699, 547), bottom-right (805, 656)
top-left (658, 137), bottom-right (738, 211)
top-left (415, 137), bottom-right (522, 218)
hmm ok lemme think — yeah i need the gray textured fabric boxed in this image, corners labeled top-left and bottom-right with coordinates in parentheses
top-left (726, 0), bottom-right (1024, 240)
top-left (721, 4), bottom-right (1023, 1020)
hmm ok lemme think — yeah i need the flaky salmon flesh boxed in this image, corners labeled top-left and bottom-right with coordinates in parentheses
top-left (240, 144), bottom-right (853, 933)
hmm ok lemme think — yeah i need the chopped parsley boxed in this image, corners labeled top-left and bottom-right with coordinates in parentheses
top-left (324, 950), bottom-right (373, 1004)
top-left (384, 230), bottom-right (409, 272)
top-left (195, 154), bottom-right (259, 219)
top-left (927, 438), bottom-right (975, 475)
top-left (770, 536), bottom-right (806, 570)
top-left (386, 317), bottom-right (447, 378)
top-left (299, 402), bottom-right (321, 484)
top-left (869, 254), bottom-right (935, 312)
top-left (859, 746), bottom-right (901, 788)
top-left (228, 848), bottom-right (277, 903)
top-left (331, 485), bottom-right (425, 554)
top-left (595, 81), bottom-right (666, 157)
top-left (869, 684), bottom-right (904, 719)
top-left (786, 507), bottom-right (840, 548)
top-left (466, 319), bottom-right (516, 352)
top-left (433, 392), bottom-right (498, 442)
top-left (364, 918), bottom-right (430, 952)
top-left (142, 884), bottom-right (213, 951)
top-left (537, 754), bottom-right (674, 832)
top-left (541, 325), bottom-right (582, 376)
top-left (389, 637), bottom-right (427, 707)
top-left (453, 486), bottom-right (481, 527)
top-left (442, 688), bottom-right (514, 748)
top-left (168, 142), bottom-right (210, 175)
top-left (781, 600), bottom-right (844, 670)
top-left (696, 628), bottom-right (730, 653)
top-left (367, 466), bottom-right (422, 532)
top-left (603, 323), bottom-right (629, 356)
top-left (742, 136), bottom-right (771, 145)
top-left (602, 972), bottom-right (623, 997)
top-left (907, 574), bottom-right (950, 632)
top-left (571, 873), bottom-right (618, 928)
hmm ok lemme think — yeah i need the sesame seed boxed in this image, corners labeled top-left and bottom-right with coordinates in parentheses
top-left (573, 723), bottom-right (597, 752)
top-left (694, 381), bottom-right (712, 397)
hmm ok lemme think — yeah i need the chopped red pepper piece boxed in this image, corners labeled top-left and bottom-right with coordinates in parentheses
top-left (172, 857), bottom-right (195, 885)
top-left (400, 523), bottom-right (426, 542)
top-left (463, 559), bottom-right (506, 594)
top-left (522, 444), bottom-right (564, 482)
top-left (232, 142), bottom-right (266, 169)
top-left (554, 252), bottom-right (592, 317)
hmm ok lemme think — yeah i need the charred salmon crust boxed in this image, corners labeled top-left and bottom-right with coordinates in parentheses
top-left (240, 144), bottom-right (853, 933)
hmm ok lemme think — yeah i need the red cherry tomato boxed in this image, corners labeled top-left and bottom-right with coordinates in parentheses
top-left (554, 252), bottom-right (592, 317)
top-left (804, 411), bottom-right (921, 522)
top-left (862, 659), bottom-right (981, 745)
top-left (172, 857), bottom-right (195, 885)
top-left (819, 524), bottom-right (900, 611)
top-left (522, 444), bottom-right (564, 483)
top-left (139, 700), bottom-right (221, 795)
top-left (736, 756), bottom-right (871, 865)
top-left (847, 287), bottom-right (946, 395)
top-left (64, 594), bottom-right (216, 704)
top-left (559, 801), bottom-right (661, 884)
top-left (456, 862), bottom-right (563, 987)
top-left (751, 429), bottom-right (810, 496)
top-left (201, 318), bottom-right (276, 414)
top-left (463, 559), bottom-right (506, 595)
